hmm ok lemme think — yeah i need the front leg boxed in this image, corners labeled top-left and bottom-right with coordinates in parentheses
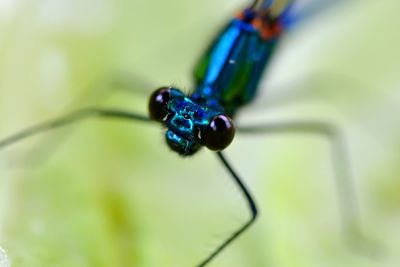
top-left (197, 152), bottom-right (258, 267)
top-left (237, 120), bottom-right (364, 248)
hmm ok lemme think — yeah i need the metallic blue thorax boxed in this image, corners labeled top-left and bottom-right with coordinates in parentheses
top-left (162, 8), bottom-right (284, 155)
top-left (192, 10), bottom-right (282, 116)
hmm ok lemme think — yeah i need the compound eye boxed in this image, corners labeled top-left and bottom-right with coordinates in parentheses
top-left (148, 87), bottom-right (171, 121)
top-left (203, 114), bottom-right (235, 151)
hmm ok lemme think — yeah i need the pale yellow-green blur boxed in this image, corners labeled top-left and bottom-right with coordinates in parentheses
top-left (0, 0), bottom-right (399, 267)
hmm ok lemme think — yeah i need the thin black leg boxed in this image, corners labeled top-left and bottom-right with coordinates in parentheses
top-left (0, 108), bottom-right (150, 150)
top-left (197, 152), bottom-right (258, 267)
top-left (11, 73), bottom-right (153, 168)
top-left (237, 120), bottom-right (363, 247)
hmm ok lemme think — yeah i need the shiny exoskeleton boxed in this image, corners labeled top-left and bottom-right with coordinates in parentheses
top-left (149, 7), bottom-right (284, 155)
top-left (0, 1), bottom-right (364, 267)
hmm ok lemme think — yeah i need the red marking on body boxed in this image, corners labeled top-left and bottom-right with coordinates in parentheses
top-left (253, 17), bottom-right (283, 39)
top-left (236, 11), bottom-right (245, 20)
top-left (236, 8), bottom-right (283, 40)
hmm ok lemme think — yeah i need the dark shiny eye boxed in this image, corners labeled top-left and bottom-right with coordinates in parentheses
top-left (203, 114), bottom-right (235, 151)
top-left (148, 87), bottom-right (171, 121)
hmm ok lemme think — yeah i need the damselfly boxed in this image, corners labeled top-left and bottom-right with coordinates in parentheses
top-left (0, 0), bottom-right (368, 266)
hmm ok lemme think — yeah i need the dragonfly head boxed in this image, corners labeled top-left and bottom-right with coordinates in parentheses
top-left (148, 87), bottom-right (235, 156)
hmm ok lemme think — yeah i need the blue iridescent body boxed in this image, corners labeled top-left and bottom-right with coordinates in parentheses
top-left (0, 1), bottom-right (358, 267)
top-left (192, 11), bottom-right (281, 116)
top-left (150, 7), bottom-right (285, 155)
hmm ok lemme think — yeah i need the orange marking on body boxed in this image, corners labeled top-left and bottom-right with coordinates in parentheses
top-left (252, 17), bottom-right (283, 40)
top-left (236, 8), bottom-right (283, 40)
top-left (236, 11), bottom-right (245, 20)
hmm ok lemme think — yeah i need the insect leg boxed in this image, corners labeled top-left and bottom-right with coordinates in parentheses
top-left (197, 152), bottom-right (258, 267)
top-left (237, 120), bottom-right (365, 249)
top-left (0, 108), bottom-right (150, 151)
top-left (4, 71), bottom-right (155, 168)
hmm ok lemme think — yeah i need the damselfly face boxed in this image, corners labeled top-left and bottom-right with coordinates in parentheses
top-left (1, 0), bottom-right (397, 266)
top-left (148, 87), bottom-right (235, 155)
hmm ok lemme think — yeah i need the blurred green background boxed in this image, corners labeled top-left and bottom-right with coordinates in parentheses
top-left (0, 0), bottom-right (399, 266)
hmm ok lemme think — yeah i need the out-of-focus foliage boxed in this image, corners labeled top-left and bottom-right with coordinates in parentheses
top-left (0, 0), bottom-right (399, 266)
